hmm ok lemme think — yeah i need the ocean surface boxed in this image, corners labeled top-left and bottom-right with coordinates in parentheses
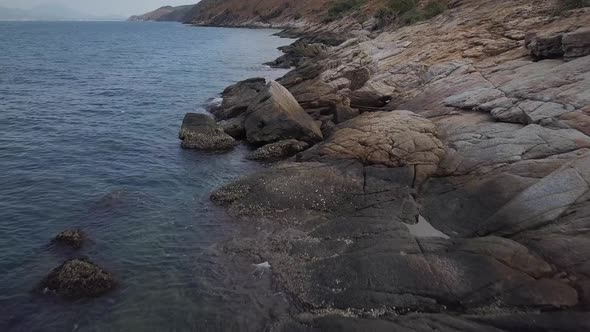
top-left (0, 21), bottom-right (294, 331)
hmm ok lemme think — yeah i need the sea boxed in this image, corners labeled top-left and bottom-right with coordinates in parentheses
top-left (0, 21), bottom-right (294, 331)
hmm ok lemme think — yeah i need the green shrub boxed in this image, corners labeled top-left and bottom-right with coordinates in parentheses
top-left (374, 0), bottom-right (447, 27)
top-left (553, 0), bottom-right (589, 15)
top-left (389, 0), bottom-right (419, 15)
top-left (325, 0), bottom-right (366, 22)
top-left (423, 0), bottom-right (448, 19)
top-left (559, 0), bottom-right (590, 9)
top-left (400, 8), bottom-right (424, 25)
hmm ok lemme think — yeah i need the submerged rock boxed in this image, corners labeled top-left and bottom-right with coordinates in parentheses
top-left (244, 81), bottom-right (323, 145)
top-left (52, 229), bottom-right (85, 249)
top-left (247, 139), bottom-right (309, 161)
top-left (37, 258), bottom-right (116, 299)
top-left (179, 113), bottom-right (236, 150)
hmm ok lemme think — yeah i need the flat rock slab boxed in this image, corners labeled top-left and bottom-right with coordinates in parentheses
top-left (299, 111), bottom-right (445, 184)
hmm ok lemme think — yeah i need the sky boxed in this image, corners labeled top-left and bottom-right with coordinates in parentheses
top-left (0, 0), bottom-right (197, 17)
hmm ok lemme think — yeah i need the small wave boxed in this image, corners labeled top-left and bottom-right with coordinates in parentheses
top-left (208, 97), bottom-right (223, 107)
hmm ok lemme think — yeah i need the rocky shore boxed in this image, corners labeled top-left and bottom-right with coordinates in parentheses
top-left (179, 0), bottom-right (590, 330)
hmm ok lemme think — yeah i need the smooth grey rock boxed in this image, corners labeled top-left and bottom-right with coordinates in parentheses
top-left (245, 81), bottom-right (323, 145)
top-left (210, 77), bottom-right (266, 120)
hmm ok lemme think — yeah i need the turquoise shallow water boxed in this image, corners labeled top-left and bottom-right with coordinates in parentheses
top-left (0, 21), bottom-right (293, 331)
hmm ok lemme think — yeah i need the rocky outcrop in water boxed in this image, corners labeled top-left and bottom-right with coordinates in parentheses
top-left (52, 229), bottom-right (85, 249)
top-left (179, 113), bottom-right (236, 150)
top-left (199, 0), bottom-right (590, 330)
top-left (37, 258), bottom-right (116, 299)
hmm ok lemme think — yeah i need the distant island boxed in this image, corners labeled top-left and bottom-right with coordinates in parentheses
top-left (127, 5), bottom-right (194, 22)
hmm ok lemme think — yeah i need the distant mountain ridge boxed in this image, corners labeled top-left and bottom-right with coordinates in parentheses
top-left (0, 4), bottom-right (123, 21)
top-left (127, 5), bottom-right (194, 22)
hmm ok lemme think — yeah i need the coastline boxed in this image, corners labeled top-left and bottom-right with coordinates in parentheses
top-left (182, 1), bottom-right (590, 330)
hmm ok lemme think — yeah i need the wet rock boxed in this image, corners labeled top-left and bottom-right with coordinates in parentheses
top-left (247, 139), bottom-right (309, 161)
top-left (179, 113), bottom-right (236, 150)
top-left (525, 32), bottom-right (564, 59)
top-left (563, 27), bottom-right (590, 60)
top-left (52, 229), bottom-right (85, 249)
top-left (37, 258), bottom-right (116, 299)
top-left (244, 81), bottom-right (323, 145)
top-left (210, 77), bottom-right (266, 120)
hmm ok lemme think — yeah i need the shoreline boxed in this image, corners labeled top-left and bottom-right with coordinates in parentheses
top-left (177, 2), bottom-right (590, 330)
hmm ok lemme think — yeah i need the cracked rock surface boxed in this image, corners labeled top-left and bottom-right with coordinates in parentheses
top-left (205, 0), bottom-right (590, 330)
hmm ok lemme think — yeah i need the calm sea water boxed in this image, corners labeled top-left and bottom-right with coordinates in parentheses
top-left (0, 21), bottom-right (293, 331)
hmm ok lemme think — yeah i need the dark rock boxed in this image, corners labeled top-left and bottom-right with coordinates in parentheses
top-left (179, 113), bottom-right (236, 150)
top-left (218, 114), bottom-right (246, 139)
top-left (247, 139), bottom-right (309, 161)
top-left (36, 258), bottom-right (116, 299)
top-left (210, 78), bottom-right (266, 120)
top-left (563, 27), bottom-right (590, 60)
top-left (333, 105), bottom-right (359, 124)
top-left (525, 32), bottom-right (564, 59)
top-left (244, 81), bottom-right (323, 145)
top-left (341, 67), bottom-right (371, 91)
top-left (52, 229), bottom-right (85, 249)
top-left (265, 40), bottom-right (328, 69)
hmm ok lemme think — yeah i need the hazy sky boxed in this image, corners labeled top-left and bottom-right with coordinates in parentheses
top-left (0, 0), bottom-right (197, 17)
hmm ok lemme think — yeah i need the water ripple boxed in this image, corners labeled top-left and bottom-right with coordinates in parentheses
top-left (0, 21), bottom-right (294, 331)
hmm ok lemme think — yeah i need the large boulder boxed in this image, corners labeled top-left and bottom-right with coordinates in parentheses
top-left (209, 78), bottom-right (266, 120)
top-left (244, 81), bottom-right (323, 145)
top-left (36, 258), bottom-right (116, 299)
top-left (179, 113), bottom-right (236, 150)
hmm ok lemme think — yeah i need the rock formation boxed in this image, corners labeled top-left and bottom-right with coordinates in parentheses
top-left (180, 0), bottom-right (590, 329)
top-left (36, 258), bottom-right (116, 299)
top-left (244, 81), bottom-right (323, 145)
top-left (178, 113), bottom-right (236, 150)
top-left (52, 229), bottom-right (85, 249)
